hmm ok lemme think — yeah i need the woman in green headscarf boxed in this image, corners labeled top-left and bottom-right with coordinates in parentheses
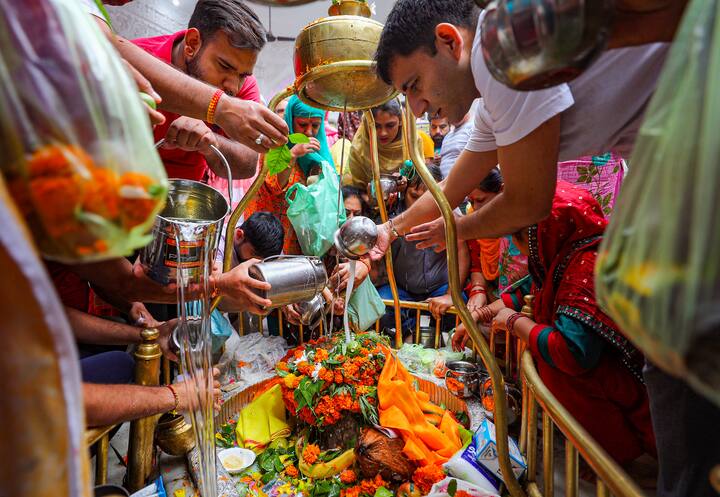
top-left (246, 95), bottom-right (335, 254)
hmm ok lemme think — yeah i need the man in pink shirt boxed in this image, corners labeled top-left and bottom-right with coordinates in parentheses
top-left (133, 0), bottom-right (265, 181)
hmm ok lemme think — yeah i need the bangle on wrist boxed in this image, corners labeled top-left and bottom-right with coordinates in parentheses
top-left (206, 89), bottom-right (224, 124)
top-left (506, 312), bottom-right (526, 333)
top-left (166, 384), bottom-right (180, 412)
top-left (389, 217), bottom-right (401, 239)
top-left (359, 257), bottom-right (371, 273)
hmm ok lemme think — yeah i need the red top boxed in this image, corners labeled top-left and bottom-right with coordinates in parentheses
top-left (46, 262), bottom-right (89, 312)
top-left (132, 30), bottom-right (262, 181)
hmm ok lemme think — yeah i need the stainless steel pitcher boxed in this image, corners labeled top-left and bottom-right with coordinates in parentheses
top-left (140, 179), bottom-right (229, 285)
top-left (248, 255), bottom-right (328, 308)
top-left (481, 0), bottom-right (614, 91)
top-left (334, 216), bottom-right (378, 260)
top-left (296, 293), bottom-right (326, 329)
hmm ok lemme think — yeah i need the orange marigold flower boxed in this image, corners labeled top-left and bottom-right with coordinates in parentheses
top-left (319, 367), bottom-right (334, 383)
top-left (412, 464), bottom-right (446, 494)
top-left (302, 443), bottom-right (321, 465)
top-left (285, 464), bottom-right (299, 478)
top-left (340, 487), bottom-right (360, 497)
top-left (276, 361), bottom-right (289, 371)
top-left (298, 407), bottom-right (316, 425)
top-left (294, 349), bottom-right (305, 360)
top-left (283, 373), bottom-right (301, 389)
top-left (340, 469), bottom-right (357, 484)
top-left (315, 348), bottom-right (329, 361)
top-left (334, 370), bottom-right (344, 384)
top-left (359, 474), bottom-right (386, 496)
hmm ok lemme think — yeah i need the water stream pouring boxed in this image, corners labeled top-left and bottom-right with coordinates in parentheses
top-left (333, 216), bottom-right (377, 260)
top-left (248, 255), bottom-right (328, 308)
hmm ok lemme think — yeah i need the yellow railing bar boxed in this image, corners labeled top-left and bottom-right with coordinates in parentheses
top-left (520, 351), bottom-right (644, 497)
top-left (403, 100), bottom-right (525, 497)
top-left (366, 110), bottom-right (404, 348)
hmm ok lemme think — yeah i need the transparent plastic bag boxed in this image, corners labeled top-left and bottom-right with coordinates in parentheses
top-left (0, 0), bottom-right (167, 262)
top-left (596, 0), bottom-right (720, 405)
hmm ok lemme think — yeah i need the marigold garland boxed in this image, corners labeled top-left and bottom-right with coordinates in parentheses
top-left (412, 464), bottom-right (446, 494)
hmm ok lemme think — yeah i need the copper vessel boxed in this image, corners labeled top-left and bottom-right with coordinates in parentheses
top-left (155, 412), bottom-right (196, 456)
top-left (293, 0), bottom-right (397, 111)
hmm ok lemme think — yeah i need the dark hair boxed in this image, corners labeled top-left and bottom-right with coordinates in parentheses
top-left (238, 212), bottom-right (283, 258)
top-left (409, 163), bottom-right (443, 189)
top-left (342, 186), bottom-right (369, 215)
top-left (375, 0), bottom-right (480, 85)
top-left (189, 0), bottom-right (266, 52)
top-left (478, 167), bottom-right (503, 193)
top-left (371, 100), bottom-right (402, 119)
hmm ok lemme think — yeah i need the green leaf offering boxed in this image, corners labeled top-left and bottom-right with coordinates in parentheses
top-left (447, 479), bottom-right (458, 497)
top-left (289, 133), bottom-right (310, 144)
top-left (266, 145), bottom-right (293, 176)
top-left (374, 487), bottom-right (393, 497)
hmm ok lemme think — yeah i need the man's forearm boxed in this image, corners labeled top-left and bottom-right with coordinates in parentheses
top-left (393, 149), bottom-right (498, 234)
top-left (115, 36), bottom-right (215, 119)
top-left (69, 258), bottom-right (176, 304)
top-left (67, 307), bottom-right (141, 345)
top-left (205, 134), bottom-right (258, 180)
top-left (84, 383), bottom-right (175, 427)
top-left (457, 188), bottom-right (551, 240)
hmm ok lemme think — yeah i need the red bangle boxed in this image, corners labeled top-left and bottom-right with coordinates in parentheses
top-left (206, 89), bottom-right (224, 124)
top-left (506, 312), bottom-right (526, 333)
top-left (469, 287), bottom-right (486, 298)
top-left (359, 257), bottom-right (371, 273)
top-left (166, 384), bottom-right (179, 412)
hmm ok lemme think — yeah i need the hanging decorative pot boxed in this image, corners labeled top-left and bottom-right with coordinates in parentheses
top-left (293, 0), bottom-right (398, 111)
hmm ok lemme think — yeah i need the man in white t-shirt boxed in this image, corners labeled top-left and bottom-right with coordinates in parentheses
top-left (438, 102), bottom-right (475, 178)
top-left (367, 0), bottom-right (668, 257)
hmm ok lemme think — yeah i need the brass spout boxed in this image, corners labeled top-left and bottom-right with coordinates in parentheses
top-left (402, 101), bottom-right (526, 497)
top-left (365, 110), bottom-right (403, 348)
top-left (211, 87), bottom-right (295, 312)
top-left (127, 328), bottom-right (162, 492)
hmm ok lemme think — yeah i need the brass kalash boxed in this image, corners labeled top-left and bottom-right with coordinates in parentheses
top-left (211, 2), bottom-right (525, 496)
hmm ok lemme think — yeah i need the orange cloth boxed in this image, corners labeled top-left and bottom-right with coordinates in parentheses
top-left (419, 131), bottom-right (435, 159)
top-left (244, 164), bottom-right (305, 255)
top-left (377, 352), bottom-right (463, 466)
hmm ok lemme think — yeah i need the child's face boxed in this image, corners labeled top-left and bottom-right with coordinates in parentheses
top-left (405, 183), bottom-right (426, 208)
top-left (234, 231), bottom-right (260, 262)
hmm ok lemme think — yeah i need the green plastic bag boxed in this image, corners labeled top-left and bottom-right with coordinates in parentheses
top-left (595, 0), bottom-right (720, 406)
top-left (286, 160), bottom-right (346, 256)
top-left (347, 279), bottom-right (386, 332)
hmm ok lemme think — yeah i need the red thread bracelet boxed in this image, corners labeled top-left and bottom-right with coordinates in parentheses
top-left (206, 89), bottom-right (224, 124)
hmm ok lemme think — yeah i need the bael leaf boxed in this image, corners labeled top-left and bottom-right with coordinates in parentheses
top-left (289, 133), bottom-right (310, 144)
top-left (374, 488), bottom-right (393, 497)
top-left (266, 145), bottom-right (292, 176)
top-left (447, 479), bottom-right (458, 497)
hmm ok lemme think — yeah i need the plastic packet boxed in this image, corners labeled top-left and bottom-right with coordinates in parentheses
top-left (0, 0), bottom-right (167, 262)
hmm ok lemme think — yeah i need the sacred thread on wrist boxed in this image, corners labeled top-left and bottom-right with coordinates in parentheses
top-left (166, 384), bottom-right (180, 412)
top-left (206, 89), bottom-right (224, 124)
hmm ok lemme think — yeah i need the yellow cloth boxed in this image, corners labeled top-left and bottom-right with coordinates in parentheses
top-left (235, 383), bottom-right (290, 453)
top-left (331, 138), bottom-right (352, 176)
top-left (419, 131), bottom-right (435, 159)
top-left (377, 351), bottom-right (463, 466)
top-left (345, 114), bottom-right (424, 189)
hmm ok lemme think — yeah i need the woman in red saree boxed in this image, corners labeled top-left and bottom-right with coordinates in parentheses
top-left (453, 181), bottom-right (656, 465)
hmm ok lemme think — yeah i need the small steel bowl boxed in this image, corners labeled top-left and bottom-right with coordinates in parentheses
top-left (445, 360), bottom-right (482, 399)
top-left (334, 216), bottom-right (378, 260)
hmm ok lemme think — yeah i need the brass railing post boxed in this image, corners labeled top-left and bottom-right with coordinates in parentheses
top-left (402, 100), bottom-right (526, 497)
top-left (366, 110), bottom-right (404, 347)
top-left (127, 328), bottom-right (162, 492)
top-left (210, 87), bottom-right (294, 313)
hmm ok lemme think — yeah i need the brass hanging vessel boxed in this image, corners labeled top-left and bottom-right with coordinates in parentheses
top-left (293, 0), bottom-right (398, 111)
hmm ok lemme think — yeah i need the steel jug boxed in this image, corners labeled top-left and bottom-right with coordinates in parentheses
top-left (248, 255), bottom-right (328, 308)
top-left (334, 216), bottom-right (377, 260)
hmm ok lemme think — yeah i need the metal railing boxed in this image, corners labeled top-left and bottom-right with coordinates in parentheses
top-left (519, 351), bottom-right (645, 497)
